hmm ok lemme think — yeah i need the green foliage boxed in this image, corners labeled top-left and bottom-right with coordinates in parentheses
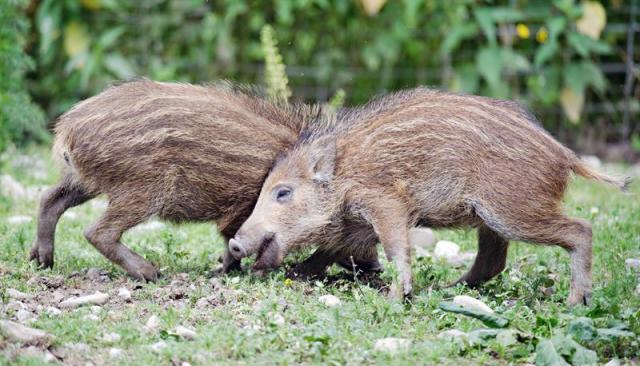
top-left (0, 0), bottom-right (47, 152)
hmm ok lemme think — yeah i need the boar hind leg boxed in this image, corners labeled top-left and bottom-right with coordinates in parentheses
top-left (472, 200), bottom-right (592, 306)
top-left (30, 176), bottom-right (94, 268)
top-left (84, 199), bottom-right (158, 281)
top-left (454, 225), bottom-right (509, 287)
top-left (288, 249), bottom-right (338, 280)
top-left (335, 245), bottom-right (383, 274)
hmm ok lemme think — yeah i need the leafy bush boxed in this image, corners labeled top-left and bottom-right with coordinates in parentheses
top-left (15, 0), bottom-right (639, 146)
top-left (0, 0), bottom-right (47, 152)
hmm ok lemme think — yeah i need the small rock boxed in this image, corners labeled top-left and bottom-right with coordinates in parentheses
top-left (625, 258), bottom-right (640, 271)
top-left (149, 340), bottom-right (167, 353)
top-left (45, 307), bottom-right (62, 317)
top-left (270, 313), bottom-right (285, 326)
top-left (43, 350), bottom-right (57, 362)
top-left (86, 268), bottom-right (105, 281)
top-left (437, 329), bottom-right (467, 340)
top-left (117, 287), bottom-right (131, 301)
top-left (0, 320), bottom-right (52, 346)
top-left (7, 215), bottom-right (32, 225)
top-left (604, 359), bottom-right (620, 366)
top-left (434, 240), bottom-right (460, 259)
top-left (109, 348), bottom-right (124, 359)
top-left (16, 309), bottom-right (34, 323)
top-left (318, 294), bottom-right (342, 307)
top-left (414, 247), bottom-right (431, 258)
top-left (589, 206), bottom-right (599, 215)
top-left (446, 252), bottom-right (476, 267)
top-left (209, 278), bottom-right (222, 289)
top-left (83, 314), bottom-right (100, 321)
top-left (181, 362), bottom-right (192, 366)
top-left (6, 300), bottom-right (26, 312)
top-left (145, 315), bottom-right (161, 331)
top-left (374, 337), bottom-right (411, 354)
top-left (102, 332), bottom-right (121, 343)
top-left (27, 276), bottom-right (64, 289)
top-left (7, 288), bottom-right (32, 300)
top-left (59, 291), bottom-right (109, 309)
top-left (409, 228), bottom-right (437, 249)
top-left (174, 325), bottom-right (197, 340)
top-left (453, 295), bottom-right (494, 313)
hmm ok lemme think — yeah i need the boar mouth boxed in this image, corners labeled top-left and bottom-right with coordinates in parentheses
top-left (253, 234), bottom-right (280, 271)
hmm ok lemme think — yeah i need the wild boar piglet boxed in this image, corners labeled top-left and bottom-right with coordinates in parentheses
top-left (229, 87), bottom-right (628, 305)
top-left (30, 79), bottom-right (329, 279)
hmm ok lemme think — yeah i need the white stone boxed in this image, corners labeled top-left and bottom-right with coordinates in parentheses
top-left (434, 241), bottom-right (460, 259)
top-left (581, 155), bottom-right (602, 168)
top-left (625, 258), bottom-right (640, 271)
top-left (16, 309), bottom-right (34, 323)
top-left (318, 294), bottom-right (342, 307)
top-left (43, 350), bottom-right (57, 362)
top-left (446, 252), bottom-right (476, 267)
top-left (45, 307), bottom-right (62, 316)
top-left (589, 206), bottom-right (599, 215)
top-left (102, 332), bottom-right (121, 343)
top-left (145, 315), bottom-right (161, 331)
top-left (82, 314), bottom-right (100, 321)
top-left (453, 295), bottom-right (494, 313)
top-left (85, 268), bottom-right (104, 280)
top-left (134, 221), bottom-right (165, 232)
top-left (271, 313), bottom-right (285, 326)
top-left (7, 288), bottom-right (31, 300)
top-left (409, 228), bottom-right (437, 249)
top-left (0, 320), bottom-right (52, 346)
top-left (59, 292), bottom-right (109, 309)
top-left (181, 362), bottom-right (192, 366)
top-left (603, 359), bottom-right (620, 366)
top-left (149, 341), bottom-right (167, 353)
top-left (117, 287), bottom-right (131, 300)
top-left (174, 325), bottom-right (197, 340)
top-left (7, 215), bottom-right (32, 225)
top-left (374, 337), bottom-right (411, 353)
top-left (109, 348), bottom-right (125, 358)
top-left (437, 329), bottom-right (467, 340)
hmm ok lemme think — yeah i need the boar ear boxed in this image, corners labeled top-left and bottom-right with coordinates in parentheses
top-left (310, 139), bottom-right (336, 184)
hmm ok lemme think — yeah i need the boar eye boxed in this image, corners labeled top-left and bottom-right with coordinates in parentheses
top-left (274, 186), bottom-right (292, 203)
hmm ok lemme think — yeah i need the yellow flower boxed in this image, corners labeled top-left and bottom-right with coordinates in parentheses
top-left (284, 278), bottom-right (293, 287)
top-left (516, 23), bottom-right (530, 39)
top-left (536, 27), bottom-right (549, 43)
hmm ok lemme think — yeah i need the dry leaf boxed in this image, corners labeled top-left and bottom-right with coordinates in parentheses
top-left (576, 1), bottom-right (606, 39)
top-left (360, 0), bottom-right (387, 16)
top-left (560, 88), bottom-right (584, 123)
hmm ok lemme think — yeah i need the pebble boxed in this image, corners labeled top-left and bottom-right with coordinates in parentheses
top-left (149, 340), bottom-right (167, 353)
top-left (446, 252), bottom-right (476, 267)
top-left (16, 309), bottom-right (34, 323)
top-left (102, 332), bottom-right (121, 343)
top-left (145, 315), bottom-right (161, 332)
top-left (59, 292), bottom-right (109, 309)
top-left (625, 258), bottom-right (640, 271)
top-left (45, 307), bottom-right (62, 316)
top-left (0, 320), bottom-right (52, 346)
top-left (7, 288), bottom-right (32, 300)
top-left (270, 313), bottom-right (285, 326)
top-left (174, 325), bottom-right (197, 340)
top-left (7, 300), bottom-right (26, 312)
top-left (453, 295), bottom-right (494, 313)
top-left (109, 348), bottom-right (125, 358)
top-left (434, 241), bottom-right (460, 259)
top-left (117, 287), bottom-right (132, 301)
top-left (86, 268), bottom-right (106, 281)
top-left (83, 314), bottom-right (100, 321)
top-left (374, 337), bottom-right (411, 354)
top-left (7, 216), bottom-right (32, 225)
top-left (438, 329), bottom-right (467, 341)
top-left (409, 228), bottom-right (437, 249)
top-left (318, 294), bottom-right (342, 307)
top-left (604, 359), bottom-right (621, 366)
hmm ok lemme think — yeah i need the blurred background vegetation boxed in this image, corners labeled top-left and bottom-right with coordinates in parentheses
top-left (1, 0), bottom-right (638, 160)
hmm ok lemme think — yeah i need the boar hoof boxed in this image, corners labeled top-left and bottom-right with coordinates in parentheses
top-left (568, 291), bottom-right (592, 307)
top-left (126, 264), bottom-right (158, 282)
top-left (28, 244), bottom-right (54, 269)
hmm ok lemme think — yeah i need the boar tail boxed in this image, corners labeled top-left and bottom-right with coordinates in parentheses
top-left (572, 160), bottom-right (631, 191)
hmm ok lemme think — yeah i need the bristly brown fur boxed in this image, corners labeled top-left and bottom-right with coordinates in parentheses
top-left (32, 78), bottom-right (324, 280)
top-left (234, 87), bottom-right (627, 305)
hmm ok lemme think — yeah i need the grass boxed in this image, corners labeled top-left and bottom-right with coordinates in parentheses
top-left (1, 147), bottom-right (639, 365)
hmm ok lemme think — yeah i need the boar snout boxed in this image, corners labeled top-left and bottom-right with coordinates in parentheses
top-left (229, 230), bottom-right (275, 260)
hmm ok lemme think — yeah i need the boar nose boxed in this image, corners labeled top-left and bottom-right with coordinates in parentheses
top-left (228, 238), bottom-right (247, 259)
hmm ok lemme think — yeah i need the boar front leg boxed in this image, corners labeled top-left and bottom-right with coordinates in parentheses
top-left (84, 198), bottom-right (158, 281)
top-left (365, 196), bottom-right (412, 300)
